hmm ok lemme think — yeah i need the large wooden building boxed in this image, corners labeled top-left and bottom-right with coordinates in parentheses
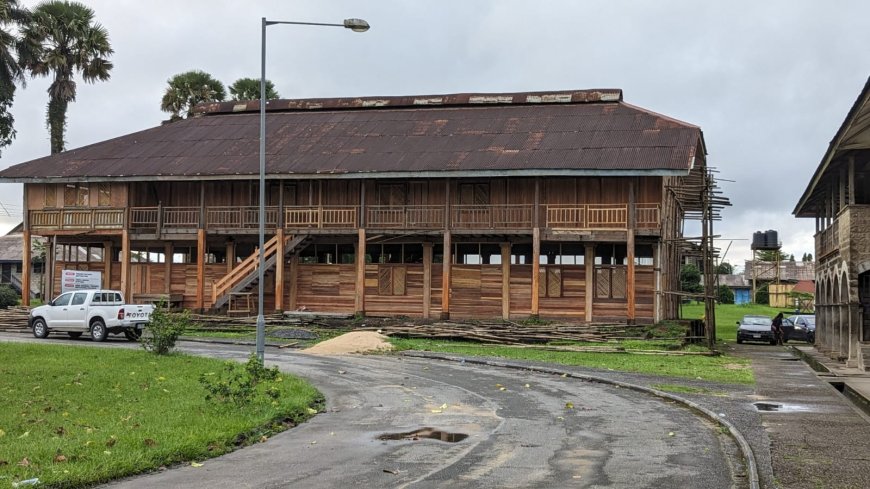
top-left (0, 89), bottom-right (710, 323)
top-left (794, 77), bottom-right (870, 369)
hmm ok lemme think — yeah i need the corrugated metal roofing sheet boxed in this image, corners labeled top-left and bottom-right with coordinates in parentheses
top-left (0, 89), bottom-right (703, 181)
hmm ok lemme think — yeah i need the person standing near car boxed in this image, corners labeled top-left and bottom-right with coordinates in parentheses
top-left (772, 312), bottom-right (784, 345)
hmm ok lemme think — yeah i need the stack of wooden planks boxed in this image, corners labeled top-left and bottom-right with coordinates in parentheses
top-left (360, 321), bottom-right (646, 345)
top-left (0, 306), bottom-right (32, 332)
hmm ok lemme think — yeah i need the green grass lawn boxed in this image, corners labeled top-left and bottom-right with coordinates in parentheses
top-left (389, 338), bottom-right (753, 384)
top-left (680, 303), bottom-right (793, 340)
top-left (0, 343), bottom-right (321, 488)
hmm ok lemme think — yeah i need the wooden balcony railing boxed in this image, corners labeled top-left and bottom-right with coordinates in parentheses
top-left (367, 205), bottom-right (445, 229)
top-left (818, 221), bottom-right (839, 258)
top-left (29, 208), bottom-right (125, 231)
top-left (451, 205), bottom-right (533, 229)
top-left (284, 206), bottom-right (358, 228)
top-left (30, 203), bottom-right (662, 233)
top-left (207, 206), bottom-right (278, 230)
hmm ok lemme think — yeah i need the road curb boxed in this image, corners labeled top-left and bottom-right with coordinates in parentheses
top-left (401, 351), bottom-right (760, 489)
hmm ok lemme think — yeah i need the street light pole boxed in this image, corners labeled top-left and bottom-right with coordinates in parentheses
top-left (256, 16), bottom-right (370, 364)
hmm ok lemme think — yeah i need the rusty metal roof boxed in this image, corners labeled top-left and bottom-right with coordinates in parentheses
top-left (0, 89), bottom-right (704, 182)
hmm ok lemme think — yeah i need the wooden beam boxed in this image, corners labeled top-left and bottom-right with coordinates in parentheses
top-left (196, 229), bottom-right (205, 311)
top-left (21, 230), bottom-right (31, 306)
top-left (585, 243), bottom-right (594, 322)
top-left (288, 254), bottom-right (298, 311)
top-left (848, 155), bottom-right (856, 206)
top-left (501, 242), bottom-right (511, 320)
top-left (355, 228), bottom-right (366, 315)
top-left (654, 242), bottom-right (662, 323)
top-left (422, 242), bottom-right (432, 318)
top-left (120, 230), bottom-right (130, 301)
top-left (164, 243), bottom-right (172, 294)
top-left (441, 231), bottom-right (451, 319)
top-left (103, 240), bottom-right (112, 289)
top-left (533, 178), bottom-right (540, 228)
top-left (531, 227), bottom-right (540, 316)
top-left (226, 240), bottom-right (235, 273)
top-left (627, 180), bottom-right (636, 323)
top-left (275, 229), bottom-right (285, 312)
top-left (839, 168), bottom-right (846, 210)
top-left (45, 238), bottom-right (55, 300)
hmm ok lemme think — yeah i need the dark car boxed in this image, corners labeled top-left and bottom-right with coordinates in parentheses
top-left (736, 315), bottom-right (775, 344)
top-left (783, 315), bottom-right (815, 343)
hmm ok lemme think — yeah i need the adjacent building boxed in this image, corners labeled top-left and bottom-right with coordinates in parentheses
top-left (794, 76), bottom-right (870, 368)
top-left (0, 89), bottom-right (713, 323)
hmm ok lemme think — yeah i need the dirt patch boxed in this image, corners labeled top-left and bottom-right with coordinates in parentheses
top-left (722, 363), bottom-right (750, 370)
top-left (302, 331), bottom-right (393, 355)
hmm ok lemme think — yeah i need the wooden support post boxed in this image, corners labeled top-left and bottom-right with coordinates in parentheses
top-left (501, 242), bottom-right (511, 320)
top-left (654, 242), bottom-right (662, 323)
top-left (441, 231), bottom-right (451, 319)
top-left (839, 169), bottom-right (847, 210)
top-left (422, 242), bottom-right (432, 319)
top-left (288, 254), bottom-right (298, 311)
top-left (275, 229), bottom-right (285, 312)
top-left (585, 243), bottom-right (594, 322)
top-left (196, 229), bottom-right (205, 311)
top-left (21, 230), bottom-right (31, 306)
top-left (533, 178), bottom-right (541, 228)
top-left (45, 238), bottom-right (55, 300)
top-left (355, 228), bottom-right (366, 315)
top-left (226, 240), bottom-right (235, 273)
top-left (627, 180), bottom-right (636, 324)
top-left (848, 155), bottom-right (856, 206)
top-left (531, 227), bottom-right (540, 316)
top-left (103, 240), bottom-right (113, 289)
top-left (164, 243), bottom-right (172, 294)
top-left (120, 230), bottom-right (130, 301)
top-left (199, 182), bottom-right (206, 228)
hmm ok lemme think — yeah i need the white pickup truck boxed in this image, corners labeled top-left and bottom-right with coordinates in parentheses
top-left (29, 289), bottom-right (154, 342)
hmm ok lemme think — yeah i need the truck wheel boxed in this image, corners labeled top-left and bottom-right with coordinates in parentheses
top-left (90, 319), bottom-right (108, 342)
top-left (32, 318), bottom-right (49, 338)
top-left (67, 332), bottom-right (82, 339)
top-left (124, 330), bottom-right (141, 341)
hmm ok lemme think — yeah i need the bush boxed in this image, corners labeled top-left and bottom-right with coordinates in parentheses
top-left (199, 353), bottom-right (282, 405)
top-left (141, 302), bottom-right (189, 355)
top-left (717, 285), bottom-right (735, 304)
top-left (0, 284), bottom-right (18, 309)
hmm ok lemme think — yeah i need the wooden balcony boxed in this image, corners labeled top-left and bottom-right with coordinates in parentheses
top-left (29, 208), bottom-right (125, 231)
top-left (30, 203), bottom-right (662, 234)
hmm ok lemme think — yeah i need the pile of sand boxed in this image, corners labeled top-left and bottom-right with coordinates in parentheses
top-left (302, 331), bottom-right (394, 355)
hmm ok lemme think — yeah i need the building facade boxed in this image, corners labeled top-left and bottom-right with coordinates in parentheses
top-left (0, 89), bottom-right (710, 323)
top-left (794, 76), bottom-right (870, 369)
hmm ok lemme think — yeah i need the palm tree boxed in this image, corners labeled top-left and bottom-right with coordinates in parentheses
top-left (161, 70), bottom-right (226, 121)
top-left (19, 0), bottom-right (113, 154)
top-left (0, 0), bottom-right (30, 153)
top-left (228, 77), bottom-right (279, 101)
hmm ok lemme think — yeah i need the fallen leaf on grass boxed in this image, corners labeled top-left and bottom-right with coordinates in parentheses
top-left (306, 407), bottom-right (318, 415)
top-left (17, 457), bottom-right (30, 467)
top-left (54, 454), bottom-right (67, 463)
top-left (18, 431), bottom-right (29, 439)
top-left (143, 439), bottom-right (157, 447)
top-left (259, 436), bottom-right (268, 443)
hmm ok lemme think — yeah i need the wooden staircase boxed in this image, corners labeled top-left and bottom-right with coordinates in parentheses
top-left (211, 234), bottom-right (310, 310)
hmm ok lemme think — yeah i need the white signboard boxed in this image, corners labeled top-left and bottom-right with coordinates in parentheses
top-left (61, 270), bottom-right (103, 293)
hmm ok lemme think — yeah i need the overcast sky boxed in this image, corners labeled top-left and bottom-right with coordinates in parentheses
top-left (1, 0), bottom-right (868, 270)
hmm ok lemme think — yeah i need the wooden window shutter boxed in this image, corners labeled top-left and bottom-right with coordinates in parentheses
top-left (393, 266), bottom-right (406, 295)
top-left (538, 268), bottom-right (547, 297)
top-left (378, 266), bottom-right (393, 295)
top-left (595, 267), bottom-right (611, 298)
top-left (98, 183), bottom-right (111, 206)
top-left (547, 267), bottom-right (562, 298)
top-left (44, 184), bottom-right (57, 208)
top-left (64, 184), bottom-right (77, 206)
top-left (611, 267), bottom-right (627, 299)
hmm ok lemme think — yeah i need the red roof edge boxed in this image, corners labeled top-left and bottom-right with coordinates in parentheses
top-left (193, 89), bottom-right (624, 116)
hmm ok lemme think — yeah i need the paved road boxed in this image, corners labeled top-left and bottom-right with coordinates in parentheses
top-left (2, 335), bottom-right (746, 488)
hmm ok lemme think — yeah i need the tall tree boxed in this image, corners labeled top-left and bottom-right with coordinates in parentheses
top-left (19, 0), bottom-right (113, 154)
top-left (715, 261), bottom-right (733, 275)
top-left (0, 0), bottom-right (30, 154)
top-left (161, 70), bottom-right (225, 121)
top-left (228, 77), bottom-right (279, 101)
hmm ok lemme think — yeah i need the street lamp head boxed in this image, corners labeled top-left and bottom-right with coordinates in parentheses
top-left (343, 18), bottom-right (370, 32)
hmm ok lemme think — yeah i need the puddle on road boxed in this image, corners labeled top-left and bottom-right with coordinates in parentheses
top-left (378, 428), bottom-right (468, 443)
top-left (753, 401), bottom-right (813, 413)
